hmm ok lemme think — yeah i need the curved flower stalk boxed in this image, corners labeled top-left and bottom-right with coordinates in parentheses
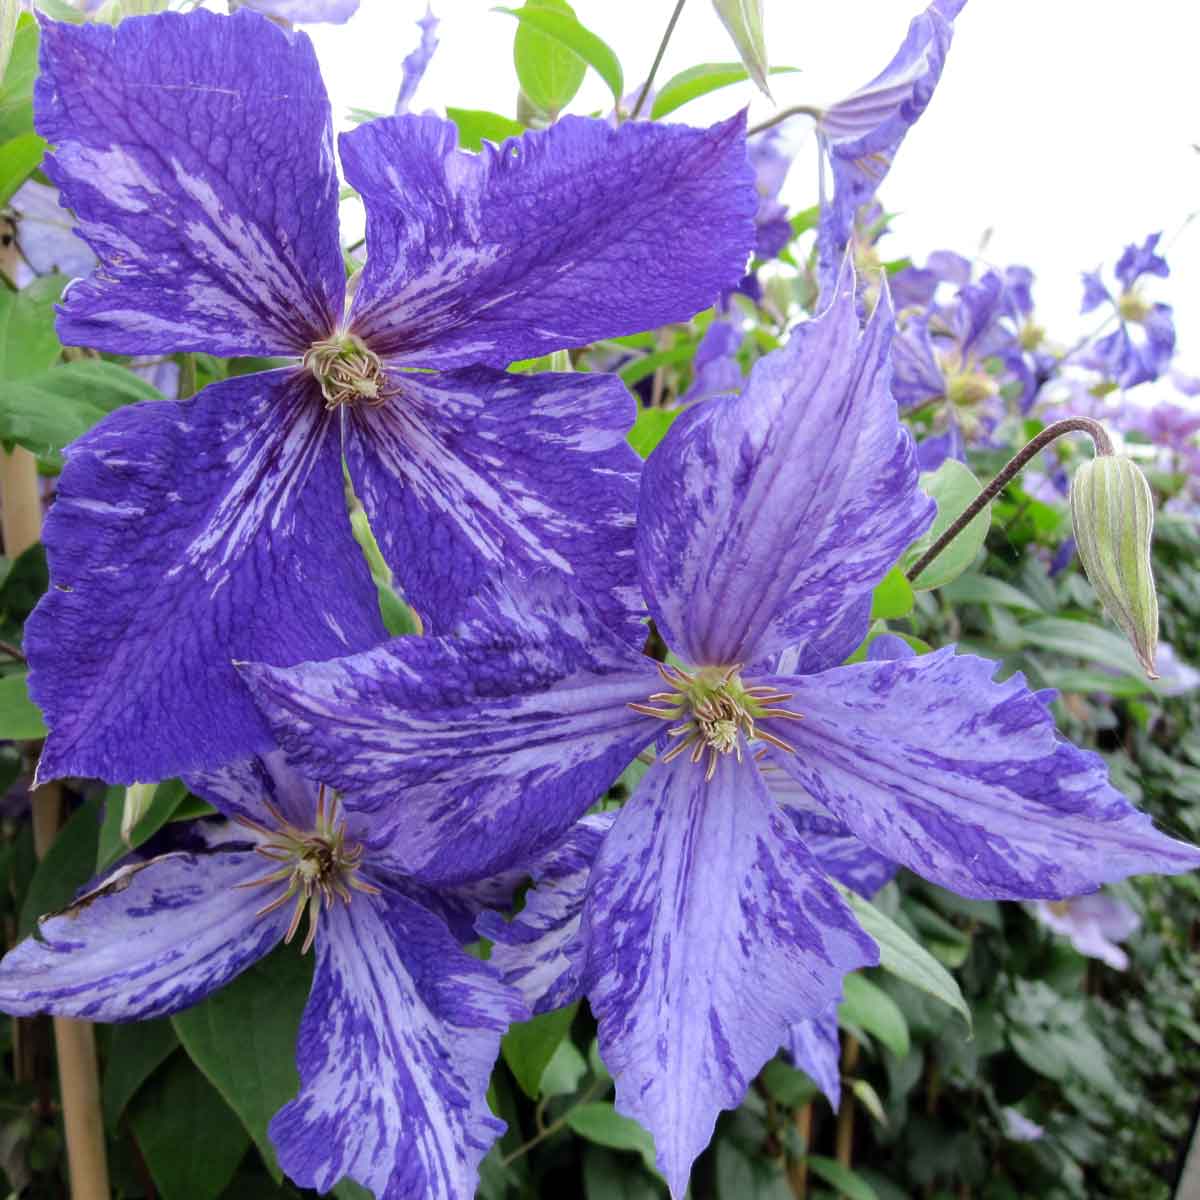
top-left (242, 265), bottom-right (1200, 1197)
top-left (27, 9), bottom-right (756, 785)
top-left (1080, 233), bottom-right (1176, 388)
top-left (0, 751), bottom-right (529, 1199)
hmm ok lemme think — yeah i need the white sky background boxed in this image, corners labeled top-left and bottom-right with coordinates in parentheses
top-left (305, 0), bottom-right (1200, 374)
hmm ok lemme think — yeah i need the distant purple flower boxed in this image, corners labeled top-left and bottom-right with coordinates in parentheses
top-left (680, 319), bottom-right (743, 405)
top-left (1080, 234), bottom-right (1176, 388)
top-left (242, 267), bottom-right (1199, 1197)
top-left (394, 6), bottom-right (438, 115)
top-left (28, 11), bottom-right (755, 786)
top-left (0, 752), bottom-right (526, 1198)
top-left (1001, 1108), bottom-right (1045, 1142)
top-left (749, 128), bottom-right (794, 260)
top-left (244, 0), bottom-right (359, 22)
top-left (8, 179), bottom-right (96, 281)
top-left (1121, 399), bottom-right (1200, 449)
top-left (1032, 891), bottom-right (1140, 970)
top-left (1155, 642), bottom-right (1200, 697)
top-left (814, 0), bottom-right (966, 299)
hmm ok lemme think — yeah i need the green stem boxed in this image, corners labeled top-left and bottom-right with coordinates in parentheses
top-left (499, 1077), bottom-right (609, 1167)
top-left (747, 104), bottom-right (823, 138)
top-left (629, 0), bottom-right (688, 121)
top-left (905, 416), bottom-right (1114, 584)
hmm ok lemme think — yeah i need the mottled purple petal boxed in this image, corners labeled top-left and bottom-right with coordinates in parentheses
top-left (0, 850), bottom-right (286, 1020)
top-left (36, 11), bottom-right (344, 355)
top-left (582, 756), bottom-right (877, 1197)
top-left (787, 1008), bottom-right (841, 1108)
top-left (764, 649), bottom-right (1200, 899)
top-left (637, 268), bottom-right (933, 668)
top-left (270, 889), bottom-right (524, 1198)
top-left (240, 635), bottom-right (657, 884)
top-left (394, 7), bottom-right (438, 114)
top-left (761, 759), bottom-right (897, 899)
top-left (479, 813), bottom-right (614, 1014)
top-left (185, 749), bottom-right (320, 830)
top-left (341, 112), bottom-right (755, 367)
top-left (815, 1), bottom-right (960, 293)
top-left (344, 365), bottom-right (643, 644)
top-left (28, 371), bottom-right (385, 785)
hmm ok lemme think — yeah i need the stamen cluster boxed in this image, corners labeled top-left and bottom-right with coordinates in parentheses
top-left (629, 662), bottom-right (803, 781)
top-left (234, 785), bottom-right (379, 953)
top-left (303, 332), bottom-right (389, 410)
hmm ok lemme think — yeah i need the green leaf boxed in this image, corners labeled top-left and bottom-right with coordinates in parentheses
top-left (940, 573), bottom-right (1043, 612)
top-left (627, 405), bottom-right (679, 459)
top-left (0, 360), bottom-right (161, 459)
top-left (502, 1002), bottom-right (578, 1098)
top-left (565, 1102), bottom-right (658, 1176)
top-left (712, 0), bottom-right (770, 96)
top-left (1038, 666), bottom-right (1154, 698)
top-left (0, 274), bottom-right (68, 382)
top-left (869, 566), bottom-right (914, 621)
top-left (0, 671), bottom-right (45, 740)
top-left (840, 972), bottom-right (910, 1059)
top-left (129, 1053), bottom-right (251, 1200)
top-left (18, 795), bottom-right (103, 939)
top-left (446, 106), bottom-right (525, 151)
top-left (583, 1145), bottom-right (661, 1200)
top-left (715, 1139), bottom-right (793, 1199)
top-left (849, 1078), bottom-right (888, 1127)
top-left (902, 459), bottom-right (992, 590)
top-left (1017, 616), bottom-right (1147, 678)
top-left (650, 61), bottom-right (798, 119)
top-left (172, 947), bottom-right (313, 1181)
top-left (0, 1), bottom-right (19, 85)
top-left (806, 1154), bottom-right (879, 1200)
top-left (842, 890), bottom-right (971, 1032)
top-left (95, 779), bottom-right (189, 874)
top-left (512, 0), bottom-right (586, 116)
top-left (102, 1019), bottom-right (178, 1132)
top-left (494, 5), bottom-right (623, 104)
top-left (0, 14), bottom-right (36, 142)
top-left (540, 1036), bottom-right (588, 1098)
top-left (0, 130), bottom-right (43, 206)
top-left (760, 1055), bottom-right (819, 1108)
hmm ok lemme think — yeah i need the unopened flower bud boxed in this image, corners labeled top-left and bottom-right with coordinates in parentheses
top-left (121, 781), bottom-right (157, 846)
top-left (1069, 454), bottom-right (1159, 678)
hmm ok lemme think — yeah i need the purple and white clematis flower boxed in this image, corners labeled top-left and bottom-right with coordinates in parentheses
top-left (1032, 891), bottom-right (1140, 970)
top-left (242, 267), bottom-right (1200, 1196)
top-left (1080, 233), bottom-right (1176, 388)
top-left (27, 9), bottom-right (755, 785)
top-left (0, 751), bottom-right (527, 1199)
top-left (814, 0), bottom-right (966, 299)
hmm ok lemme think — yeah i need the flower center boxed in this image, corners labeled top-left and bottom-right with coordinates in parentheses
top-left (234, 784), bottom-right (379, 953)
top-left (1117, 289), bottom-right (1151, 324)
top-left (629, 663), bottom-right (804, 781)
top-left (303, 332), bottom-right (388, 410)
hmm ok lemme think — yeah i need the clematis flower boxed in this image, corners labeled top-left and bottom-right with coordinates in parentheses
top-left (814, 0), bottom-right (966, 299)
top-left (27, 10), bottom-right (755, 785)
top-left (1080, 233), bottom-right (1176, 388)
top-left (1031, 891), bottom-right (1140, 970)
top-left (242, 266), bottom-right (1200, 1196)
top-left (0, 751), bottom-right (527, 1199)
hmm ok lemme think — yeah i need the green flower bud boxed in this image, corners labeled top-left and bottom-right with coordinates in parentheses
top-left (1069, 455), bottom-right (1159, 678)
top-left (121, 781), bottom-right (157, 847)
